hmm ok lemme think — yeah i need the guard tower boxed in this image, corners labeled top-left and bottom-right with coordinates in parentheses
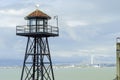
top-left (16, 9), bottom-right (59, 80)
top-left (116, 37), bottom-right (120, 80)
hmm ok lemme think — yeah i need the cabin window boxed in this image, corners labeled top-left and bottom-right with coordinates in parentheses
top-left (37, 19), bottom-right (43, 26)
top-left (28, 19), bottom-right (36, 32)
top-left (30, 19), bottom-right (36, 26)
top-left (36, 19), bottom-right (44, 32)
top-left (45, 20), bottom-right (48, 26)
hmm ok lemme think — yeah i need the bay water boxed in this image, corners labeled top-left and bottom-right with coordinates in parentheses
top-left (0, 67), bottom-right (115, 80)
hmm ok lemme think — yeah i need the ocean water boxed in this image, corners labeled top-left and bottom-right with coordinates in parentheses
top-left (0, 67), bottom-right (115, 80)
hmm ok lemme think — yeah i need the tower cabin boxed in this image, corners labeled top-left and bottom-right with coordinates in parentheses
top-left (16, 9), bottom-right (59, 37)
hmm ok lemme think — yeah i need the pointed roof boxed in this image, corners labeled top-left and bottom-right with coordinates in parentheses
top-left (25, 9), bottom-right (51, 19)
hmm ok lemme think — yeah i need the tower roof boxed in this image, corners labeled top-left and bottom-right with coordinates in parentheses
top-left (25, 9), bottom-right (51, 19)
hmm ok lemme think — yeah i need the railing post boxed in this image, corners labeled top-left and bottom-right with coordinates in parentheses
top-left (57, 27), bottom-right (59, 35)
top-left (51, 26), bottom-right (52, 33)
top-left (16, 26), bottom-right (17, 34)
top-left (24, 26), bottom-right (25, 33)
top-left (46, 25), bottom-right (49, 33)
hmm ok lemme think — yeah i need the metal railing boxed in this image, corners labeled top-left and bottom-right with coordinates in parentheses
top-left (16, 25), bottom-right (59, 35)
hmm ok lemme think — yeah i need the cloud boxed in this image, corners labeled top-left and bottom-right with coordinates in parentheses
top-left (1, 0), bottom-right (119, 28)
top-left (51, 45), bottom-right (115, 62)
top-left (56, 0), bottom-right (120, 28)
top-left (66, 20), bottom-right (89, 27)
top-left (0, 38), bottom-right (6, 49)
top-left (0, 9), bottom-right (27, 27)
top-left (0, 9), bottom-right (25, 15)
top-left (0, 0), bottom-right (119, 64)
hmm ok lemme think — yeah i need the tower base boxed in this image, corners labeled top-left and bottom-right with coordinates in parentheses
top-left (21, 37), bottom-right (54, 80)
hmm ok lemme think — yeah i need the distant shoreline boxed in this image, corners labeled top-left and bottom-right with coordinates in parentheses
top-left (0, 64), bottom-right (115, 69)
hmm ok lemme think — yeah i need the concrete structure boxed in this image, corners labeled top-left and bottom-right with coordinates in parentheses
top-left (116, 37), bottom-right (120, 80)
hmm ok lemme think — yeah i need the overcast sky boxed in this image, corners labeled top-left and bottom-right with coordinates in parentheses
top-left (0, 0), bottom-right (120, 63)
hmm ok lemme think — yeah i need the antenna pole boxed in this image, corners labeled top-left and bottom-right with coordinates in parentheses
top-left (54, 16), bottom-right (58, 27)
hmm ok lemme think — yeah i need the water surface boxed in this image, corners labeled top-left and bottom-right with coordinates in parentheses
top-left (0, 67), bottom-right (115, 80)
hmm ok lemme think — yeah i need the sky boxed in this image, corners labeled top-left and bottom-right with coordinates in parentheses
top-left (0, 0), bottom-right (120, 64)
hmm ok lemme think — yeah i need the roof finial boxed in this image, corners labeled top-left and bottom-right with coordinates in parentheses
top-left (35, 4), bottom-right (40, 9)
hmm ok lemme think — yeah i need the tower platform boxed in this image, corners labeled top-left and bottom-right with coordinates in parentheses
top-left (16, 25), bottom-right (59, 37)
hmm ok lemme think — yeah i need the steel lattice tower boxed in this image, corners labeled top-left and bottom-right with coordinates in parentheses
top-left (16, 9), bottom-right (59, 80)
